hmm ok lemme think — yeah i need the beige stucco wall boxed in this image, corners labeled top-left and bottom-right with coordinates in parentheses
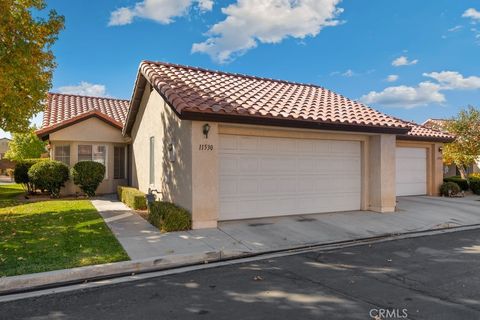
top-left (369, 135), bottom-right (396, 212)
top-left (130, 87), bottom-right (193, 212)
top-left (396, 140), bottom-right (444, 196)
top-left (49, 117), bottom-right (128, 195)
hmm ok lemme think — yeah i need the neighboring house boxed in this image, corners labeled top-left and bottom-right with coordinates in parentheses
top-left (423, 118), bottom-right (480, 177)
top-left (0, 137), bottom-right (10, 159)
top-left (121, 61), bottom-right (453, 229)
top-left (36, 93), bottom-right (130, 194)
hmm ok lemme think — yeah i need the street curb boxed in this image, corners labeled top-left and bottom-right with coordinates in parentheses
top-left (2, 224), bottom-right (480, 297)
top-left (0, 250), bottom-right (248, 295)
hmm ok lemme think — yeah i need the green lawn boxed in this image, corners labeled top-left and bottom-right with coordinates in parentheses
top-left (0, 184), bottom-right (129, 276)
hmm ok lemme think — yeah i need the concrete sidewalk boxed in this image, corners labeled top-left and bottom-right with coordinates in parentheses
top-left (91, 194), bottom-right (480, 260)
top-left (91, 195), bottom-right (250, 260)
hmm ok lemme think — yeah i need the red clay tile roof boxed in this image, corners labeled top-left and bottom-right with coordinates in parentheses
top-left (124, 61), bottom-right (412, 135)
top-left (398, 121), bottom-right (454, 142)
top-left (37, 93), bottom-right (129, 138)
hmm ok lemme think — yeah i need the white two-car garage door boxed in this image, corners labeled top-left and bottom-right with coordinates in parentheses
top-left (219, 135), bottom-right (362, 221)
top-left (396, 147), bottom-right (427, 196)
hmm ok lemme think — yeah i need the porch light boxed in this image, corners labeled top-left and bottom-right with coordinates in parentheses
top-left (438, 146), bottom-right (443, 153)
top-left (203, 123), bottom-right (210, 139)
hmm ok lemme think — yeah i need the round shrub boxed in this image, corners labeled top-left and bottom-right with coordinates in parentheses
top-left (28, 160), bottom-right (69, 197)
top-left (13, 159), bottom-right (46, 194)
top-left (71, 161), bottom-right (105, 197)
top-left (440, 182), bottom-right (461, 197)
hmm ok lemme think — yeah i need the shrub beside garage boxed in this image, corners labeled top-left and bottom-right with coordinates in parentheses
top-left (148, 201), bottom-right (191, 232)
top-left (117, 186), bottom-right (147, 210)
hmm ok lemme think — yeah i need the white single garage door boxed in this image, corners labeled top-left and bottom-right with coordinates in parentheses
top-left (396, 147), bottom-right (427, 196)
top-left (219, 135), bottom-right (362, 221)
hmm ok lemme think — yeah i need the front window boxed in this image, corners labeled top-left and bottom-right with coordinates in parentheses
top-left (54, 145), bottom-right (70, 165)
top-left (78, 144), bottom-right (107, 178)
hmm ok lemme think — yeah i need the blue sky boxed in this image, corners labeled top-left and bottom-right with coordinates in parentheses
top-left (3, 0), bottom-right (480, 137)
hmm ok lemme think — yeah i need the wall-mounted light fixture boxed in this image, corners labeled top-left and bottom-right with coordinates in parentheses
top-left (438, 146), bottom-right (443, 153)
top-left (203, 123), bottom-right (211, 139)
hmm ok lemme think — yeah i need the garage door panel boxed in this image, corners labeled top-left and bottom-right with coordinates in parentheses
top-left (396, 147), bottom-right (427, 196)
top-left (219, 135), bottom-right (362, 220)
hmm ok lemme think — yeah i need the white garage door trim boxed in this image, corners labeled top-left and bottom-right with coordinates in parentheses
top-left (219, 135), bottom-right (362, 221)
top-left (396, 147), bottom-right (427, 196)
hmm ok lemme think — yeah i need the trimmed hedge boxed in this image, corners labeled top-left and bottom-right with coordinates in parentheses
top-left (440, 182), bottom-right (461, 197)
top-left (13, 158), bottom-right (47, 194)
top-left (28, 160), bottom-right (69, 197)
top-left (443, 176), bottom-right (469, 191)
top-left (470, 175), bottom-right (480, 195)
top-left (148, 201), bottom-right (191, 232)
top-left (117, 186), bottom-right (147, 210)
top-left (71, 161), bottom-right (105, 197)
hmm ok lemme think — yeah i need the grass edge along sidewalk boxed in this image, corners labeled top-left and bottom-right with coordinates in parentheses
top-left (0, 184), bottom-right (129, 277)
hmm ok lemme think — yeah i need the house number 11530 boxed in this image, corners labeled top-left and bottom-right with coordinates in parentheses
top-left (199, 144), bottom-right (214, 151)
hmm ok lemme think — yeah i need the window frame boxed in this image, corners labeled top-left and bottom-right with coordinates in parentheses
top-left (54, 145), bottom-right (71, 166)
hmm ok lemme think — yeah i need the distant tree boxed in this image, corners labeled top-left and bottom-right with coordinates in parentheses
top-left (0, 0), bottom-right (64, 132)
top-left (5, 130), bottom-right (46, 160)
top-left (443, 106), bottom-right (480, 180)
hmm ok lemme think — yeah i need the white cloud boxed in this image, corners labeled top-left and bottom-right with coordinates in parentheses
top-left (386, 74), bottom-right (399, 82)
top-left (392, 55), bottom-right (418, 67)
top-left (423, 71), bottom-right (480, 90)
top-left (108, 0), bottom-right (213, 26)
top-left (192, 0), bottom-right (344, 63)
top-left (361, 70), bottom-right (480, 108)
top-left (57, 82), bottom-right (107, 97)
top-left (463, 8), bottom-right (480, 21)
top-left (198, 0), bottom-right (213, 11)
top-left (448, 25), bottom-right (463, 32)
top-left (360, 82), bottom-right (445, 108)
top-left (342, 69), bottom-right (354, 77)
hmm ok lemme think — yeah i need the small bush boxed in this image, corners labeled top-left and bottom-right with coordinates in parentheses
top-left (117, 186), bottom-right (147, 210)
top-left (443, 176), bottom-right (469, 191)
top-left (470, 176), bottom-right (480, 195)
top-left (148, 201), bottom-right (191, 232)
top-left (71, 161), bottom-right (105, 197)
top-left (13, 158), bottom-right (46, 193)
top-left (440, 182), bottom-right (461, 197)
top-left (28, 160), bottom-right (69, 197)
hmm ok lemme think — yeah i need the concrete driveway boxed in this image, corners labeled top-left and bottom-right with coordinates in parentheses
top-left (217, 195), bottom-right (480, 252)
top-left (93, 195), bottom-right (480, 260)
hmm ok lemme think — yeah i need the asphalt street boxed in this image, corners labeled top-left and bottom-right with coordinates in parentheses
top-left (2, 229), bottom-right (480, 320)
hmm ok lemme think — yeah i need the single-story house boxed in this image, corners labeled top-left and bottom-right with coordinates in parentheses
top-left (38, 61), bottom-right (454, 229)
top-left (36, 93), bottom-right (130, 195)
top-left (423, 118), bottom-right (479, 177)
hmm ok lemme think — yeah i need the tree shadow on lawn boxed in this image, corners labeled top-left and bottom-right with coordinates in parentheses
top-left (0, 200), bottom-right (129, 277)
